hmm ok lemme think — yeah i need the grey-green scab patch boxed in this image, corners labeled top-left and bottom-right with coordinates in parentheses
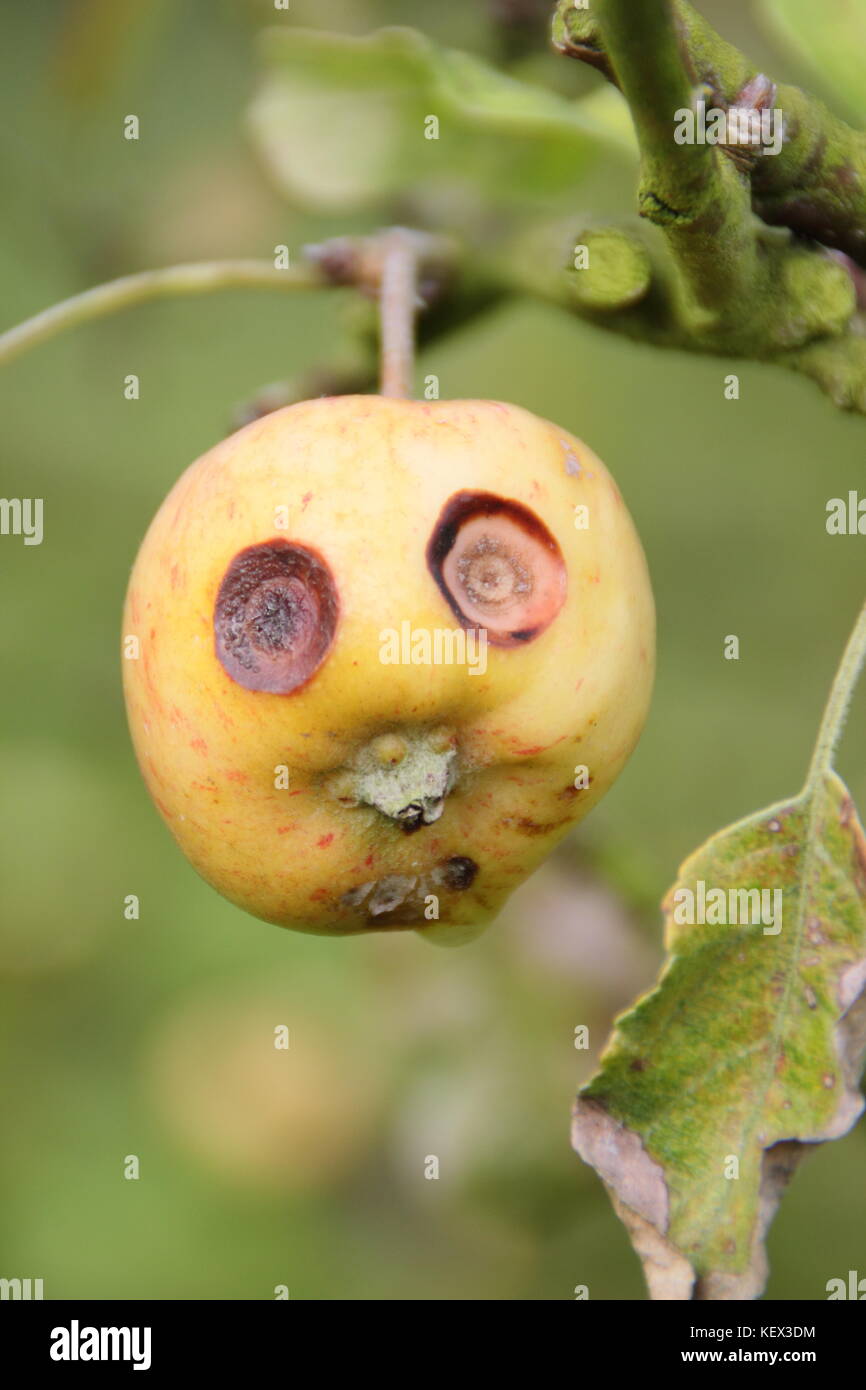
top-left (353, 733), bottom-right (457, 829)
top-left (368, 875), bottom-right (418, 915)
top-left (340, 855), bottom-right (480, 926)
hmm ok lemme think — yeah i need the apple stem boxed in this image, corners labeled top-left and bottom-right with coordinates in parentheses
top-left (379, 229), bottom-right (419, 399)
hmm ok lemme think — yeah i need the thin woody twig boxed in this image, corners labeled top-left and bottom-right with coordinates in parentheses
top-left (0, 259), bottom-right (326, 367)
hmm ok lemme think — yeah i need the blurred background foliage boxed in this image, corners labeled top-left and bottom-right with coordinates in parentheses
top-left (0, 0), bottom-right (864, 1300)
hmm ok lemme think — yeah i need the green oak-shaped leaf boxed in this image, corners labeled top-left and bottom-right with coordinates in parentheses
top-left (573, 770), bottom-right (866, 1300)
top-left (247, 26), bottom-right (627, 216)
top-left (761, 0), bottom-right (866, 126)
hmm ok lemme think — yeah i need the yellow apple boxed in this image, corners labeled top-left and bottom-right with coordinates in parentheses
top-left (122, 395), bottom-right (654, 944)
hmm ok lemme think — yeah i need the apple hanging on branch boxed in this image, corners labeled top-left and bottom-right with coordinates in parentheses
top-left (121, 229), bottom-right (655, 943)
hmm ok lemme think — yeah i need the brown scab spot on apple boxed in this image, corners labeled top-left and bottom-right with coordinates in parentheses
top-left (561, 774), bottom-right (593, 800)
top-left (426, 491), bottom-right (566, 646)
top-left (214, 539), bottom-right (338, 693)
top-left (515, 816), bottom-right (567, 836)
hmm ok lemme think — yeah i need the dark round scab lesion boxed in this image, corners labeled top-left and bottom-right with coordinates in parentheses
top-left (214, 540), bottom-right (338, 693)
top-left (426, 491), bottom-right (566, 646)
top-left (247, 580), bottom-right (305, 653)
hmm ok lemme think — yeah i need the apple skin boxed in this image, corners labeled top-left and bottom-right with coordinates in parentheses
top-left (122, 395), bottom-right (654, 944)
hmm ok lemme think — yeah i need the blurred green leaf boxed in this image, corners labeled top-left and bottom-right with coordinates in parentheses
top-left (761, 0), bottom-right (866, 125)
top-left (247, 26), bottom-right (628, 218)
top-left (573, 770), bottom-right (866, 1298)
top-left (51, 0), bottom-right (172, 106)
top-left (572, 84), bottom-right (637, 152)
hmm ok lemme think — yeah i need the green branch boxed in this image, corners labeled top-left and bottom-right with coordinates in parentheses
top-left (590, 0), bottom-right (764, 336)
top-left (590, 0), bottom-right (720, 223)
top-left (555, 0), bottom-right (866, 266)
top-left (666, 2), bottom-right (866, 267)
top-left (549, 0), bottom-right (866, 414)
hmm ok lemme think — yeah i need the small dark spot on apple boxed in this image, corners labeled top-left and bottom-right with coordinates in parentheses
top-left (441, 855), bottom-right (478, 890)
top-left (398, 803), bottom-right (426, 834)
